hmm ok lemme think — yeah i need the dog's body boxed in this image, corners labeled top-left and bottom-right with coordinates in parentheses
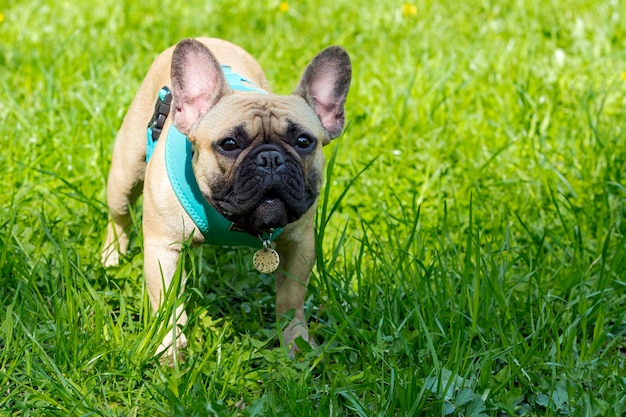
top-left (102, 37), bottom-right (351, 359)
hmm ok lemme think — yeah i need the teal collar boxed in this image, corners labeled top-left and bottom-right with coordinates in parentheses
top-left (221, 65), bottom-right (268, 94)
top-left (146, 66), bottom-right (282, 248)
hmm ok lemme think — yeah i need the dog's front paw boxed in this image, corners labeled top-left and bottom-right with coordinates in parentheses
top-left (101, 245), bottom-right (120, 267)
top-left (156, 331), bottom-right (188, 366)
top-left (282, 321), bottom-right (317, 358)
top-left (101, 221), bottom-right (130, 267)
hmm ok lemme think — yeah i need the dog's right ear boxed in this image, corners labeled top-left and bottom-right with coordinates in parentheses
top-left (293, 46), bottom-right (352, 144)
top-left (171, 39), bottom-right (231, 135)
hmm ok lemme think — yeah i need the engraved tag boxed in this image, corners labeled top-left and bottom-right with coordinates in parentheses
top-left (253, 247), bottom-right (280, 274)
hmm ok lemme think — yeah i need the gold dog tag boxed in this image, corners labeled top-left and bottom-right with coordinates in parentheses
top-left (253, 246), bottom-right (280, 274)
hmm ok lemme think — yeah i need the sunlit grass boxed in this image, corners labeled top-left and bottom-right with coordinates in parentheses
top-left (1, 0), bottom-right (625, 415)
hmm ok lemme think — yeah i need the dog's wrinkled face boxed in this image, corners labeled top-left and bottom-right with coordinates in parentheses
top-left (169, 39), bottom-right (351, 235)
top-left (188, 94), bottom-right (326, 233)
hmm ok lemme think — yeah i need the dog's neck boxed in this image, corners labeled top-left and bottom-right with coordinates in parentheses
top-left (221, 65), bottom-right (268, 94)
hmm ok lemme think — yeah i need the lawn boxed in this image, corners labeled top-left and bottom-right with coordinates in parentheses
top-left (1, 0), bottom-right (625, 415)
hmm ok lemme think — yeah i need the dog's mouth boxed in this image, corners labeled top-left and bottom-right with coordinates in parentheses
top-left (250, 196), bottom-right (289, 228)
top-left (213, 188), bottom-right (310, 234)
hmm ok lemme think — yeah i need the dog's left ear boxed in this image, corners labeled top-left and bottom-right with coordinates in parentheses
top-left (171, 38), bottom-right (231, 135)
top-left (293, 46), bottom-right (352, 143)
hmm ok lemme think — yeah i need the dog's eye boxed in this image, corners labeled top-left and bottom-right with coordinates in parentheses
top-left (295, 134), bottom-right (314, 149)
top-left (218, 137), bottom-right (238, 152)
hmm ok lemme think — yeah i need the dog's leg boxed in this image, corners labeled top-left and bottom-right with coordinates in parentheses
top-left (274, 225), bottom-right (317, 356)
top-left (102, 95), bottom-right (154, 266)
top-left (143, 238), bottom-right (189, 363)
top-left (102, 154), bottom-right (145, 266)
top-left (101, 177), bottom-right (143, 266)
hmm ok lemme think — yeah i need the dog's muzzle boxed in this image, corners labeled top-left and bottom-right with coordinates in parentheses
top-left (213, 144), bottom-right (317, 231)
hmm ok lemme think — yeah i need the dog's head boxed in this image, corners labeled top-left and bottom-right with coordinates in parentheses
top-left (169, 39), bottom-right (351, 235)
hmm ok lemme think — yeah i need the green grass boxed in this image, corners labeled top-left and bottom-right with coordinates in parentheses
top-left (1, 0), bottom-right (625, 415)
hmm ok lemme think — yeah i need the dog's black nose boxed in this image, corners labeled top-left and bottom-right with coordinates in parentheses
top-left (254, 150), bottom-right (285, 172)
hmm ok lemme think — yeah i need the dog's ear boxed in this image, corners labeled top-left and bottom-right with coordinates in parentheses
top-left (171, 39), bottom-right (231, 135)
top-left (293, 46), bottom-right (352, 143)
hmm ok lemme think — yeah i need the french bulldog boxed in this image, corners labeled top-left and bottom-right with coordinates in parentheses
top-left (101, 37), bottom-right (351, 360)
